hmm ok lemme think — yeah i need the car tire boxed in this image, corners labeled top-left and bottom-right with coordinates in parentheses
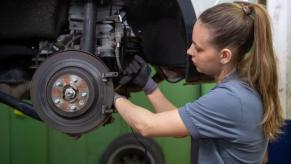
top-left (100, 133), bottom-right (165, 164)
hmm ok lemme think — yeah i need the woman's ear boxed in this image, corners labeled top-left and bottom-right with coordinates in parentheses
top-left (220, 48), bottom-right (232, 64)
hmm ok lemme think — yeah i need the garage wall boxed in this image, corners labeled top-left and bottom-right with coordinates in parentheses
top-left (268, 0), bottom-right (291, 119)
top-left (0, 107), bottom-right (127, 164)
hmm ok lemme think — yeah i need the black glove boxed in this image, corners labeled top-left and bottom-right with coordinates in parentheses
top-left (119, 55), bottom-right (158, 94)
top-left (119, 55), bottom-right (150, 88)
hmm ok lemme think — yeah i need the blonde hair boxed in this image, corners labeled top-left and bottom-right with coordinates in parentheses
top-left (199, 2), bottom-right (284, 140)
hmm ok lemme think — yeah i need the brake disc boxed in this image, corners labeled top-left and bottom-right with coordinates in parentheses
top-left (31, 50), bottom-right (115, 134)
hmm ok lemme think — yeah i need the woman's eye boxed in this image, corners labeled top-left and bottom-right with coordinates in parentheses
top-left (195, 46), bottom-right (202, 52)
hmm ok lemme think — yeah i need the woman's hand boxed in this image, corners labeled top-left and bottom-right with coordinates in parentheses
top-left (119, 55), bottom-right (157, 94)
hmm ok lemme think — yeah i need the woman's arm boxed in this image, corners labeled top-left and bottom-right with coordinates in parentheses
top-left (146, 87), bottom-right (177, 113)
top-left (119, 56), bottom-right (176, 113)
top-left (115, 96), bottom-right (189, 137)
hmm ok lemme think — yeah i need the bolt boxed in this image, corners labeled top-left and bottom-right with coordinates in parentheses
top-left (70, 105), bottom-right (77, 111)
top-left (54, 99), bottom-right (61, 104)
top-left (81, 92), bottom-right (87, 97)
top-left (64, 88), bottom-right (76, 99)
top-left (73, 78), bottom-right (78, 83)
top-left (79, 100), bottom-right (85, 106)
top-left (55, 81), bottom-right (63, 87)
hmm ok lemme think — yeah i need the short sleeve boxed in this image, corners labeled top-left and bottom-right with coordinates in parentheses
top-left (178, 85), bottom-right (243, 140)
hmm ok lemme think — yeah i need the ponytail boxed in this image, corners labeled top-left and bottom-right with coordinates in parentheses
top-left (199, 2), bottom-right (284, 140)
top-left (237, 3), bottom-right (284, 140)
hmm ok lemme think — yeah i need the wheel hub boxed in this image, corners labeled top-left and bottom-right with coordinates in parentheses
top-left (51, 74), bottom-right (90, 114)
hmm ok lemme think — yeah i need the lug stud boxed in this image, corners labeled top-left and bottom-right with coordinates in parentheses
top-left (55, 81), bottom-right (63, 87)
top-left (81, 92), bottom-right (87, 97)
top-left (79, 100), bottom-right (85, 106)
top-left (54, 99), bottom-right (61, 104)
top-left (70, 105), bottom-right (77, 111)
top-left (73, 78), bottom-right (78, 83)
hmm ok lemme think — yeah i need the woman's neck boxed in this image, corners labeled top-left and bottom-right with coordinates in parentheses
top-left (215, 67), bottom-right (236, 83)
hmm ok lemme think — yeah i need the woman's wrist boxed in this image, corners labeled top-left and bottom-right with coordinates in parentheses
top-left (143, 77), bottom-right (158, 94)
top-left (114, 93), bottom-right (125, 105)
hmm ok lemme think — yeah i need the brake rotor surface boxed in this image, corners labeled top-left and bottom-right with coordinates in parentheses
top-left (31, 50), bottom-right (114, 134)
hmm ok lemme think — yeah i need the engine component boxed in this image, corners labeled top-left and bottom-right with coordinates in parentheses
top-left (30, 50), bottom-right (115, 134)
top-left (81, 0), bottom-right (97, 53)
top-left (96, 23), bottom-right (115, 57)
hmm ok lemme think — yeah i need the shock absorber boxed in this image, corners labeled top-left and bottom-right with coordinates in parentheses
top-left (81, 0), bottom-right (97, 54)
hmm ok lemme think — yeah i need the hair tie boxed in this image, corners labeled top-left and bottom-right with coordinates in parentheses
top-left (242, 5), bottom-right (252, 16)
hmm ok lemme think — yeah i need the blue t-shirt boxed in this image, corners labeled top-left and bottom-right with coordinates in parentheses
top-left (179, 73), bottom-right (268, 164)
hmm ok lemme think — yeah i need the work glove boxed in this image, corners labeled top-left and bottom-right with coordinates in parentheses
top-left (119, 55), bottom-right (158, 94)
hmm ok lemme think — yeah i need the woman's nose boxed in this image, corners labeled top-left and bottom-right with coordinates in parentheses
top-left (187, 44), bottom-right (194, 57)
